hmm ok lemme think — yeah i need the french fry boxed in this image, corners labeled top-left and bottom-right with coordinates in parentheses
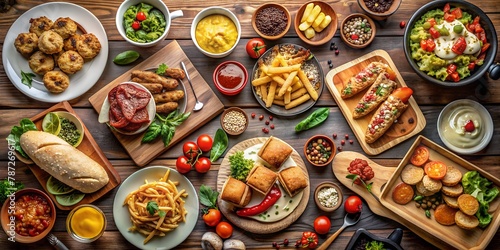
top-left (278, 70), bottom-right (298, 97)
top-left (271, 75), bottom-right (286, 86)
top-left (284, 90), bottom-right (291, 104)
top-left (317, 14), bottom-right (332, 32)
top-left (266, 81), bottom-right (278, 108)
top-left (298, 69), bottom-right (318, 101)
top-left (251, 75), bottom-right (272, 86)
top-left (301, 3), bottom-right (315, 23)
top-left (285, 94), bottom-right (311, 109)
top-left (291, 87), bottom-right (308, 99)
top-left (267, 64), bottom-right (301, 74)
top-left (312, 12), bottom-right (325, 29)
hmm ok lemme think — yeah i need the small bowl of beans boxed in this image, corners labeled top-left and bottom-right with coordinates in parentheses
top-left (304, 134), bottom-right (336, 167)
top-left (314, 182), bottom-right (343, 212)
top-left (220, 107), bottom-right (248, 136)
top-left (340, 13), bottom-right (376, 49)
top-left (252, 3), bottom-right (291, 40)
top-left (358, 0), bottom-right (401, 21)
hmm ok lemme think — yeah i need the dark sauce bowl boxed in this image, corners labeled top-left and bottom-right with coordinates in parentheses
top-left (403, 0), bottom-right (499, 87)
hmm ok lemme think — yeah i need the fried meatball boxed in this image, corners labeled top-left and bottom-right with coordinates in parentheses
top-left (76, 33), bottom-right (101, 59)
top-left (14, 32), bottom-right (38, 56)
top-left (29, 16), bottom-right (53, 37)
top-left (57, 50), bottom-right (84, 74)
top-left (63, 34), bottom-right (81, 51)
top-left (43, 70), bottom-right (69, 93)
top-left (28, 51), bottom-right (55, 75)
top-left (38, 30), bottom-right (64, 54)
top-left (52, 17), bottom-right (77, 39)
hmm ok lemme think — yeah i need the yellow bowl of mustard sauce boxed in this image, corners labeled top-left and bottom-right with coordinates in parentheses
top-left (66, 204), bottom-right (107, 243)
top-left (191, 7), bottom-right (241, 58)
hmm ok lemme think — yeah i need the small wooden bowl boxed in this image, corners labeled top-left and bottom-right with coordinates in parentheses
top-left (304, 134), bottom-right (336, 167)
top-left (220, 107), bottom-right (248, 136)
top-left (252, 3), bottom-right (291, 40)
top-left (358, 0), bottom-right (402, 21)
top-left (1, 188), bottom-right (56, 243)
top-left (314, 182), bottom-right (343, 212)
top-left (294, 1), bottom-right (338, 46)
top-left (340, 13), bottom-right (376, 49)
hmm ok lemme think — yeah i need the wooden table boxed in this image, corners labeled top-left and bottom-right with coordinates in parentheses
top-left (1, 0), bottom-right (499, 249)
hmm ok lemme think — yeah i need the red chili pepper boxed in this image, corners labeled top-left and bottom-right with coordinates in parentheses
top-left (451, 37), bottom-right (467, 55)
top-left (236, 185), bottom-right (281, 217)
top-left (300, 231), bottom-right (319, 249)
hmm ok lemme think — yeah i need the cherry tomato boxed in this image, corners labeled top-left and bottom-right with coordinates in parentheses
top-left (202, 208), bottom-right (221, 227)
top-left (451, 37), bottom-right (466, 55)
top-left (136, 11), bottom-right (147, 21)
top-left (183, 141), bottom-right (199, 159)
top-left (176, 156), bottom-right (191, 174)
top-left (195, 157), bottom-right (211, 173)
top-left (344, 195), bottom-right (363, 214)
top-left (410, 146), bottom-right (430, 167)
top-left (131, 20), bottom-right (140, 30)
top-left (451, 7), bottom-right (463, 19)
top-left (197, 134), bottom-right (213, 152)
top-left (313, 215), bottom-right (331, 235)
top-left (245, 38), bottom-right (266, 59)
top-left (424, 161), bottom-right (447, 180)
top-left (215, 221), bottom-right (233, 239)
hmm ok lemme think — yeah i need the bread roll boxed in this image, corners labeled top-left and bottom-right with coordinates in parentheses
top-left (220, 177), bottom-right (252, 207)
top-left (246, 163), bottom-right (278, 196)
top-left (278, 166), bottom-right (308, 197)
top-left (258, 136), bottom-right (292, 170)
top-left (20, 131), bottom-right (109, 193)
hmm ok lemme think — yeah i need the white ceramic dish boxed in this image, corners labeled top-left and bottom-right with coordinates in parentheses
top-left (437, 99), bottom-right (494, 154)
top-left (113, 166), bottom-right (199, 250)
top-left (2, 2), bottom-right (108, 103)
top-left (191, 7), bottom-right (241, 58)
top-left (98, 82), bottom-right (156, 135)
top-left (115, 0), bottom-right (183, 47)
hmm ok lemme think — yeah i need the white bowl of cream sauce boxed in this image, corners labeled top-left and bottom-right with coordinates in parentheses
top-left (437, 99), bottom-right (493, 154)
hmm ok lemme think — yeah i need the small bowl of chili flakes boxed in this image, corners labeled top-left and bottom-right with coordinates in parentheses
top-left (1, 188), bottom-right (56, 243)
top-left (304, 134), bottom-right (336, 167)
top-left (358, 0), bottom-right (402, 21)
top-left (213, 61), bottom-right (248, 96)
top-left (252, 3), bottom-right (291, 40)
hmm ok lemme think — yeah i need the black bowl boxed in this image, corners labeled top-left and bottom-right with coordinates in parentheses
top-left (403, 0), bottom-right (498, 87)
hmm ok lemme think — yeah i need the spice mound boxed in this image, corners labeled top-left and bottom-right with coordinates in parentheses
top-left (221, 108), bottom-right (248, 135)
top-left (364, 0), bottom-right (394, 13)
top-left (317, 186), bottom-right (339, 208)
top-left (255, 6), bottom-right (288, 37)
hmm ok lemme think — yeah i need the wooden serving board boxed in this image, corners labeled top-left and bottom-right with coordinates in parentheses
top-left (89, 40), bottom-right (224, 167)
top-left (325, 50), bottom-right (426, 155)
top-left (332, 151), bottom-right (452, 250)
top-left (216, 137), bottom-right (310, 234)
top-left (25, 101), bottom-right (121, 210)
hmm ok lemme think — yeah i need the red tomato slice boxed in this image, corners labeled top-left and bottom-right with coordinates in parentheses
top-left (443, 3), bottom-right (451, 13)
top-left (410, 146), bottom-right (430, 167)
top-left (424, 161), bottom-right (447, 180)
top-left (391, 87), bottom-right (413, 103)
top-left (451, 7), bottom-right (462, 19)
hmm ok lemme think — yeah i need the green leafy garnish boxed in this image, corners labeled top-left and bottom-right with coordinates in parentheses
top-left (210, 129), bottom-right (228, 162)
top-left (146, 201), bottom-right (166, 217)
top-left (0, 179), bottom-right (24, 204)
top-left (346, 174), bottom-right (373, 193)
top-left (199, 184), bottom-right (219, 210)
top-left (342, 86), bottom-right (352, 95)
top-left (142, 110), bottom-right (190, 146)
top-left (6, 118), bottom-right (37, 158)
top-left (295, 107), bottom-right (329, 132)
top-left (156, 63), bottom-right (168, 75)
top-left (462, 171), bottom-right (499, 228)
top-left (229, 151), bottom-right (254, 181)
top-left (21, 71), bottom-right (36, 88)
top-left (365, 240), bottom-right (385, 250)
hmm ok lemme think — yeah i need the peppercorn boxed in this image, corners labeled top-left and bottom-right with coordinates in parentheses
top-left (269, 115), bottom-right (273, 121)
top-left (270, 124), bottom-right (275, 129)
top-left (335, 49), bottom-right (340, 55)
top-left (341, 140), bottom-right (345, 145)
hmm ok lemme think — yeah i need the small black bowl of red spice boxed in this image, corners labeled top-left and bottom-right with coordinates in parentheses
top-left (252, 3), bottom-right (291, 40)
top-left (213, 61), bottom-right (248, 96)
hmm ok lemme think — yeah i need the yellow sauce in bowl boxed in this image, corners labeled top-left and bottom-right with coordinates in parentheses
top-left (440, 105), bottom-right (484, 148)
top-left (195, 14), bottom-right (237, 54)
top-left (67, 205), bottom-right (106, 242)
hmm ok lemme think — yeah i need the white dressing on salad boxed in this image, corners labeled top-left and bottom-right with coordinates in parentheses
top-left (434, 19), bottom-right (481, 60)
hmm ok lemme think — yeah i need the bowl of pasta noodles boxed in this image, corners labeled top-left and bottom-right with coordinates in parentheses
top-left (403, 0), bottom-right (499, 87)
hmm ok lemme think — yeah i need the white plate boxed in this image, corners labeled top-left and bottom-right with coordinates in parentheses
top-left (2, 2), bottom-right (109, 103)
top-left (113, 166), bottom-right (199, 250)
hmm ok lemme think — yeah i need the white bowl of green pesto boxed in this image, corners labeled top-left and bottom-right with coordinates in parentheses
top-left (403, 0), bottom-right (498, 87)
top-left (53, 111), bottom-right (85, 147)
top-left (116, 0), bottom-right (183, 47)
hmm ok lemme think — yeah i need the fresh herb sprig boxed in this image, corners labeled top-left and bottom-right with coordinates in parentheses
top-left (146, 201), bottom-right (166, 217)
top-left (209, 129), bottom-right (228, 162)
top-left (156, 63), bottom-right (168, 75)
top-left (199, 184), bottom-right (219, 209)
top-left (142, 110), bottom-right (190, 146)
top-left (346, 174), bottom-right (373, 193)
top-left (6, 118), bottom-right (37, 158)
top-left (229, 151), bottom-right (254, 181)
top-left (295, 107), bottom-right (329, 132)
top-left (21, 71), bottom-right (36, 88)
top-left (0, 179), bottom-right (24, 204)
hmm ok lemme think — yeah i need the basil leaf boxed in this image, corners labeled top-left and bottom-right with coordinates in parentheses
top-left (156, 63), bottom-right (168, 75)
top-left (20, 71), bottom-right (36, 88)
top-left (199, 184), bottom-right (219, 209)
top-left (210, 128), bottom-right (228, 162)
top-left (141, 122), bottom-right (161, 143)
top-left (295, 108), bottom-right (330, 132)
top-left (142, 111), bottom-right (190, 146)
top-left (20, 118), bottom-right (37, 132)
top-left (6, 118), bottom-right (37, 158)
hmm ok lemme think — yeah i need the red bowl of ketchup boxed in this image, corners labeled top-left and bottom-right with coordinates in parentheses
top-left (213, 61), bottom-right (248, 96)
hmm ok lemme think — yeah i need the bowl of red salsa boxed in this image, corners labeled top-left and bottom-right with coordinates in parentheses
top-left (213, 61), bottom-right (248, 96)
top-left (1, 188), bottom-right (56, 243)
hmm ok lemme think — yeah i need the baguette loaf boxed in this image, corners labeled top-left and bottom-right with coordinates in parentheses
top-left (20, 131), bottom-right (109, 193)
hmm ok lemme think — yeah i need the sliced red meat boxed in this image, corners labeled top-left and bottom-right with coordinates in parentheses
top-left (129, 107), bottom-right (150, 124)
top-left (121, 121), bottom-right (144, 132)
top-left (120, 83), bottom-right (151, 110)
top-left (109, 100), bottom-right (129, 128)
top-left (108, 85), bottom-right (119, 104)
top-left (116, 86), bottom-right (137, 121)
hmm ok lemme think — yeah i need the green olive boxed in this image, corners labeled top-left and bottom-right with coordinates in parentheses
top-left (453, 25), bottom-right (464, 33)
top-left (423, 21), bottom-right (431, 30)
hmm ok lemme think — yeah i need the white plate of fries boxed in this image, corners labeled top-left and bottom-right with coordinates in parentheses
top-left (113, 166), bottom-right (199, 249)
top-left (251, 44), bottom-right (324, 116)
